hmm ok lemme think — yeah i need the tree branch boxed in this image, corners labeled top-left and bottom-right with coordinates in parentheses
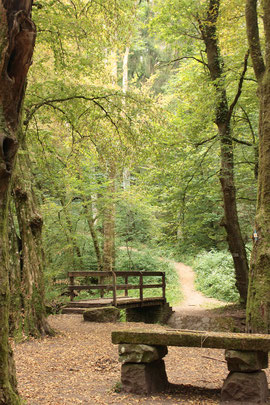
top-left (227, 50), bottom-right (249, 121)
top-left (24, 94), bottom-right (120, 132)
top-left (232, 137), bottom-right (252, 146)
top-left (159, 56), bottom-right (208, 69)
top-left (239, 106), bottom-right (257, 144)
top-left (194, 135), bottom-right (217, 147)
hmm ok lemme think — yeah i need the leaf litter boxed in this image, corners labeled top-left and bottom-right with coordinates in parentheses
top-left (14, 314), bottom-right (270, 404)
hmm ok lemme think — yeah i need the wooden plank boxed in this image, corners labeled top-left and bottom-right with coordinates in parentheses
top-left (114, 271), bottom-right (164, 277)
top-left (68, 271), bottom-right (112, 277)
top-left (111, 329), bottom-right (270, 351)
top-left (68, 284), bottom-right (163, 291)
top-left (140, 284), bottom-right (163, 289)
top-left (68, 271), bottom-right (164, 277)
top-left (68, 285), bottom-right (114, 291)
top-left (115, 284), bottom-right (163, 290)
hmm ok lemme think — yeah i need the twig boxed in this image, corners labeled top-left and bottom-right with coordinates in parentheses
top-left (202, 355), bottom-right (226, 363)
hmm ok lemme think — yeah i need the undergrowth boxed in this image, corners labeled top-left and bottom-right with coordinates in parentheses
top-left (192, 249), bottom-right (240, 302)
top-left (115, 248), bottom-right (182, 305)
top-left (45, 246), bottom-right (182, 310)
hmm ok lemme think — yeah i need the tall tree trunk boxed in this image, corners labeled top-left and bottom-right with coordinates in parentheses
top-left (122, 46), bottom-right (131, 190)
top-left (102, 162), bottom-right (116, 272)
top-left (0, 1), bottom-right (36, 403)
top-left (12, 144), bottom-right (52, 337)
top-left (84, 198), bottom-right (103, 271)
top-left (245, 0), bottom-right (270, 332)
top-left (8, 209), bottom-right (23, 338)
top-left (199, 0), bottom-right (249, 303)
top-left (60, 198), bottom-right (83, 269)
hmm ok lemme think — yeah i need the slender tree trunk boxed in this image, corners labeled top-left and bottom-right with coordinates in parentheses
top-left (245, 0), bottom-right (270, 332)
top-left (199, 0), bottom-right (249, 303)
top-left (12, 144), bottom-right (52, 337)
top-left (0, 1), bottom-right (36, 403)
top-left (122, 46), bottom-right (131, 190)
top-left (102, 162), bottom-right (116, 272)
top-left (84, 199), bottom-right (103, 271)
top-left (60, 198), bottom-right (83, 269)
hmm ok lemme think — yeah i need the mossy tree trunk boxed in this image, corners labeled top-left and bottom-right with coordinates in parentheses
top-left (246, 0), bottom-right (270, 332)
top-left (12, 142), bottom-right (52, 337)
top-left (0, 1), bottom-right (36, 403)
top-left (198, 0), bottom-right (249, 304)
top-left (8, 207), bottom-right (25, 338)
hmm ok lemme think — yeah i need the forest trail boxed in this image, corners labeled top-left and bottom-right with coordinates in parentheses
top-left (172, 261), bottom-right (224, 313)
top-left (168, 261), bottom-right (243, 331)
top-left (119, 247), bottom-right (240, 330)
top-left (119, 247), bottom-right (224, 313)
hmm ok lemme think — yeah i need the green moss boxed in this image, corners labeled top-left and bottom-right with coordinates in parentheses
top-left (112, 329), bottom-right (270, 351)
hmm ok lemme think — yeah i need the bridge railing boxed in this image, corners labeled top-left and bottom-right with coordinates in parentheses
top-left (67, 271), bottom-right (166, 306)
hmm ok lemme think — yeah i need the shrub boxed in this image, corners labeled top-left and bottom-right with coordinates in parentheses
top-left (193, 250), bottom-right (239, 302)
top-left (116, 248), bottom-right (181, 304)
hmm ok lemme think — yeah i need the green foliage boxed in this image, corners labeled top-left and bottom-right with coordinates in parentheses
top-left (116, 248), bottom-right (181, 304)
top-left (22, 0), bottom-right (259, 313)
top-left (116, 194), bottom-right (161, 246)
top-left (193, 250), bottom-right (240, 302)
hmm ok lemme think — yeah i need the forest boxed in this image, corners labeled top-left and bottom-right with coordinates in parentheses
top-left (1, 0), bottom-right (270, 404)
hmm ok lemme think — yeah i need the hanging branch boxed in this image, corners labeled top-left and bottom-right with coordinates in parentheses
top-left (227, 50), bottom-right (250, 121)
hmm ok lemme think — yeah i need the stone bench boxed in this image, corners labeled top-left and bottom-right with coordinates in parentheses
top-left (112, 329), bottom-right (270, 404)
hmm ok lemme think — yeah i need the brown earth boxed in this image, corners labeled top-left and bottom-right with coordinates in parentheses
top-left (12, 314), bottom-right (242, 405)
top-left (168, 261), bottom-right (246, 331)
top-left (13, 261), bottom-right (267, 404)
top-left (173, 261), bottom-right (224, 312)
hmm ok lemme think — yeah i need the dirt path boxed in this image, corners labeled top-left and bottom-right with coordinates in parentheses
top-left (172, 261), bottom-right (224, 313)
top-left (166, 261), bottom-right (237, 331)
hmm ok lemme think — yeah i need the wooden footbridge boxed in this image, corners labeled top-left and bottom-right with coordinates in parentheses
top-left (62, 270), bottom-right (170, 319)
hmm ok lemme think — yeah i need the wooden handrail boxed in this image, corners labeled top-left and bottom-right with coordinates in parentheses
top-left (68, 271), bottom-right (164, 277)
top-left (67, 270), bottom-right (166, 305)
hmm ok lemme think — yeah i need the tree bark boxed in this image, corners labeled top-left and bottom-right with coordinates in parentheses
top-left (0, 1), bottom-right (36, 403)
top-left (199, 0), bottom-right (249, 304)
top-left (83, 198), bottom-right (103, 271)
top-left (12, 143), bottom-right (52, 337)
top-left (60, 198), bottom-right (83, 269)
top-left (246, 0), bottom-right (270, 332)
top-left (8, 208), bottom-right (23, 338)
top-left (102, 162), bottom-right (116, 272)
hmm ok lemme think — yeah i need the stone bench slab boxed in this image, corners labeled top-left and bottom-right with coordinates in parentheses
top-left (112, 329), bottom-right (270, 352)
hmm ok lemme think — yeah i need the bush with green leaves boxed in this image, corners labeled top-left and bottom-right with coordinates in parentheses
top-left (193, 249), bottom-right (240, 302)
top-left (116, 248), bottom-right (181, 304)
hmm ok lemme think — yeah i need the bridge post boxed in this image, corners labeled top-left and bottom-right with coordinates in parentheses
top-left (70, 276), bottom-right (75, 301)
top-left (112, 272), bottom-right (117, 306)
top-left (139, 272), bottom-right (143, 303)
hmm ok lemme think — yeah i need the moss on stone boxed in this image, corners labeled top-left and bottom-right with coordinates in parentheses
top-left (112, 329), bottom-right (270, 351)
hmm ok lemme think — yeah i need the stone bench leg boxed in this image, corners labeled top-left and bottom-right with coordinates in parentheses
top-left (221, 350), bottom-right (269, 404)
top-left (118, 344), bottom-right (168, 395)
